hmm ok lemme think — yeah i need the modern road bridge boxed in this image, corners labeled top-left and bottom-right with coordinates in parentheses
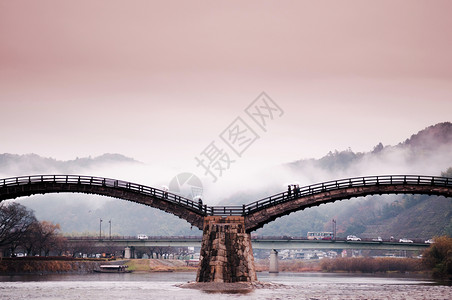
top-left (65, 236), bottom-right (430, 251)
top-left (1, 174), bottom-right (451, 282)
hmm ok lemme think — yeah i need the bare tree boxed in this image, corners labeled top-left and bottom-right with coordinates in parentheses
top-left (38, 221), bottom-right (65, 256)
top-left (66, 240), bottom-right (97, 258)
top-left (21, 221), bottom-right (43, 256)
top-left (49, 234), bottom-right (67, 256)
top-left (0, 203), bottom-right (37, 252)
top-left (154, 246), bottom-right (169, 259)
top-left (144, 246), bottom-right (159, 259)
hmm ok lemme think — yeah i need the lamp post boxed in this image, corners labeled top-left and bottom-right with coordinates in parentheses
top-left (99, 218), bottom-right (103, 239)
top-left (332, 219), bottom-right (337, 241)
top-left (109, 220), bottom-right (111, 239)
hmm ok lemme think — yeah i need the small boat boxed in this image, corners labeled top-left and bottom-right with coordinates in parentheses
top-left (94, 264), bottom-right (132, 273)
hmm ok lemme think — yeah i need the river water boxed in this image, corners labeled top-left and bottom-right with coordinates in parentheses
top-left (0, 272), bottom-right (450, 300)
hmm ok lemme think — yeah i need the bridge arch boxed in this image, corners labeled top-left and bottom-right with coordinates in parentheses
top-left (0, 175), bottom-right (206, 229)
top-left (4, 174), bottom-right (450, 283)
top-left (2, 174), bottom-right (452, 234)
top-left (241, 175), bottom-right (452, 232)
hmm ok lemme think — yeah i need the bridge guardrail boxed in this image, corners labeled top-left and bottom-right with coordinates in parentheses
top-left (2, 174), bottom-right (451, 217)
top-left (66, 235), bottom-right (203, 240)
top-left (240, 175), bottom-right (451, 216)
top-left (64, 235), bottom-right (432, 245)
top-left (207, 206), bottom-right (244, 216)
top-left (1, 175), bottom-right (207, 215)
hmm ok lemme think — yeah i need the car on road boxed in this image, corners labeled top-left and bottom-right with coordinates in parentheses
top-left (137, 234), bottom-right (148, 240)
top-left (346, 235), bottom-right (361, 241)
top-left (399, 238), bottom-right (413, 243)
top-left (372, 237), bottom-right (383, 242)
top-left (425, 239), bottom-right (434, 244)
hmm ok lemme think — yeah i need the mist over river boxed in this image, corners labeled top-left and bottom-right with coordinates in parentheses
top-left (1, 272), bottom-right (450, 300)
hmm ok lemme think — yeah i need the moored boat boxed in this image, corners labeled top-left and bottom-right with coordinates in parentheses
top-left (94, 264), bottom-right (131, 273)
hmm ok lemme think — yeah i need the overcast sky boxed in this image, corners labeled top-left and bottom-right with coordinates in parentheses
top-left (1, 1), bottom-right (452, 193)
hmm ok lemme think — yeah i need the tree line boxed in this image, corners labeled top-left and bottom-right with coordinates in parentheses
top-left (1, 202), bottom-right (194, 259)
top-left (0, 202), bottom-right (66, 257)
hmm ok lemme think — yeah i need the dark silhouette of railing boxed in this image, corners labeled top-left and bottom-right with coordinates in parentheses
top-left (178, 175), bottom-right (452, 216)
top-left (0, 175), bottom-right (208, 215)
top-left (1, 174), bottom-right (451, 218)
top-left (238, 175), bottom-right (451, 216)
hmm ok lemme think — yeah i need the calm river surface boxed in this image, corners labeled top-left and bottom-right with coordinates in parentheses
top-left (1, 272), bottom-right (451, 300)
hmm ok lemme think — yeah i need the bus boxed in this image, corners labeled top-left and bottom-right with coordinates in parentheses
top-left (307, 232), bottom-right (334, 240)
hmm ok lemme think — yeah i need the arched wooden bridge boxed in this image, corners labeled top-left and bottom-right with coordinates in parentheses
top-left (0, 175), bottom-right (207, 229)
top-left (1, 174), bottom-right (451, 232)
top-left (2, 174), bottom-right (452, 282)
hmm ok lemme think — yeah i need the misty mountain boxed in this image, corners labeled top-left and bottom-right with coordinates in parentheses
top-left (221, 122), bottom-right (452, 239)
top-left (1, 123), bottom-right (452, 239)
top-left (0, 153), bottom-right (139, 176)
top-left (288, 122), bottom-right (452, 174)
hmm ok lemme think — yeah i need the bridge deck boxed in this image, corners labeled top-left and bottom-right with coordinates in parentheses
top-left (65, 237), bottom-right (430, 251)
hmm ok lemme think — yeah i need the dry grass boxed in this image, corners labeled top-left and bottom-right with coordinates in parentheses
top-left (1, 258), bottom-right (197, 274)
top-left (320, 257), bottom-right (425, 273)
top-left (126, 259), bottom-right (197, 272)
top-left (254, 259), bottom-right (321, 272)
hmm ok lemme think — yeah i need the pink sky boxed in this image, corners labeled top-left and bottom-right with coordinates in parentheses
top-left (1, 1), bottom-right (452, 190)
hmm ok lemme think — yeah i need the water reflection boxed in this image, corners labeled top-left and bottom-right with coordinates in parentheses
top-left (0, 272), bottom-right (450, 300)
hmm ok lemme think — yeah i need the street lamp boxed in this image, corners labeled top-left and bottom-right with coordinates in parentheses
top-left (109, 220), bottom-right (111, 239)
top-left (99, 218), bottom-right (103, 239)
top-left (332, 219), bottom-right (337, 240)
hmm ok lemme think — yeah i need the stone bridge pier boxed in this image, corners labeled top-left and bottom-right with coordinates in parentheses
top-left (196, 216), bottom-right (257, 282)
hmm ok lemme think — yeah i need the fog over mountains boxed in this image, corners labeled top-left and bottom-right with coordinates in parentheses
top-left (0, 153), bottom-right (139, 176)
top-left (1, 122), bottom-right (451, 239)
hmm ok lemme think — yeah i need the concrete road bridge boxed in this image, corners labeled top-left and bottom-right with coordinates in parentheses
top-left (1, 174), bottom-right (451, 282)
top-left (65, 235), bottom-right (430, 251)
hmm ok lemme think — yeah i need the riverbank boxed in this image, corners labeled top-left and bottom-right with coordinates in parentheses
top-left (126, 258), bottom-right (197, 272)
top-left (0, 258), bottom-right (197, 275)
top-left (0, 257), bottom-right (431, 276)
top-left (0, 257), bottom-right (104, 274)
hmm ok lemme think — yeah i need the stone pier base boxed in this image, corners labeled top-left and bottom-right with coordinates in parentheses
top-left (196, 216), bottom-right (257, 283)
top-left (269, 249), bottom-right (279, 273)
top-left (124, 247), bottom-right (131, 259)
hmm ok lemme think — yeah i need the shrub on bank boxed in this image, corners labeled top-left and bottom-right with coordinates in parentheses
top-left (320, 257), bottom-right (424, 273)
top-left (422, 236), bottom-right (452, 279)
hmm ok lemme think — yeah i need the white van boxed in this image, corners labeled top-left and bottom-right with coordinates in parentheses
top-left (346, 235), bottom-right (361, 241)
top-left (137, 234), bottom-right (148, 240)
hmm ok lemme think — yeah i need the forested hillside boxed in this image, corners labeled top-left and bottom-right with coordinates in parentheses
top-left (222, 122), bottom-right (452, 239)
